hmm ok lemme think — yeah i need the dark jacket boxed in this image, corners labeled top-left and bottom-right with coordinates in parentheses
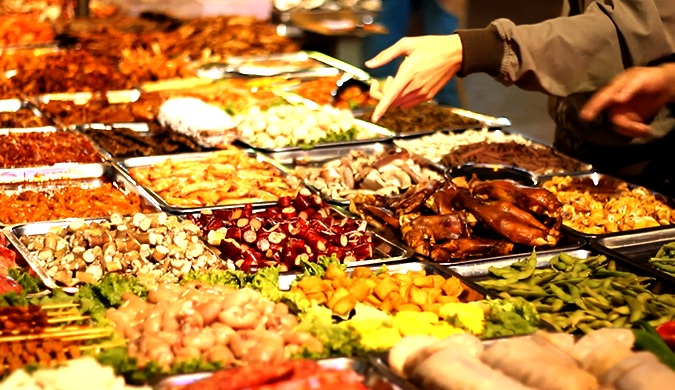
top-left (455, 0), bottom-right (675, 186)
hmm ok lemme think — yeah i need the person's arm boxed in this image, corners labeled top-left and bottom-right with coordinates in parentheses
top-left (578, 63), bottom-right (675, 137)
top-left (456, 0), bottom-right (675, 96)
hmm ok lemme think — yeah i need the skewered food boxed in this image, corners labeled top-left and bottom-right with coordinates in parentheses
top-left (350, 179), bottom-right (562, 261)
top-left (0, 131), bottom-right (101, 168)
top-left (0, 15), bottom-right (55, 46)
top-left (290, 265), bottom-right (482, 317)
top-left (38, 93), bottom-right (166, 126)
top-left (389, 329), bottom-right (675, 390)
top-left (357, 104), bottom-right (480, 134)
top-left (441, 141), bottom-right (590, 175)
top-left (177, 360), bottom-right (368, 390)
top-left (106, 284), bottom-right (322, 370)
top-left (293, 148), bottom-right (443, 201)
top-left (478, 252), bottom-right (675, 332)
top-left (543, 175), bottom-right (675, 234)
top-left (128, 147), bottom-right (299, 207)
top-left (0, 357), bottom-right (148, 390)
top-left (19, 213), bottom-right (225, 287)
top-left (394, 129), bottom-right (532, 163)
top-left (236, 104), bottom-right (381, 149)
top-left (0, 181), bottom-right (153, 224)
top-left (157, 97), bottom-right (239, 148)
top-left (83, 127), bottom-right (201, 158)
top-left (189, 190), bottom-right (374, 272)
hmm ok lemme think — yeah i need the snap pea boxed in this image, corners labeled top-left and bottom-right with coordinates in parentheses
top-left (625, 295), bottom-right (644, 323)
top-left (550, 284), bottom-right (573, 302)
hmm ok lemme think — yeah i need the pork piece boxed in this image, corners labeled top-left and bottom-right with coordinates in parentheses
top-left (454, 189), bottom-right (558, 246)
top-left (388, 180), bottom-right (441, 214)
top-left (472, 180), bottom-right (563, 219)
top-left (410, 348), bottom-right (534, 390)
top-left (401, 213), bottom-right (470, 256)
top-left (573, 328), bottom-right (635, 379)
top-left (427, 181), bottom-right (461, 215)
top-left (481, 337), bottom-right (598, 390)
top-left (602, 352), bottom-right (675, 390)
top-left (430, 238), bottom-right (513, 261)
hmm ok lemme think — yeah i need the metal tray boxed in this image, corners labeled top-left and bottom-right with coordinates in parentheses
top-left (0, 163), bottom-right (161, 225)
top-left (446, 163), bottom-right (539, 186)
top-left (447, 249), bottom-right (675, 295)
top-left (0, 127), bottom-right (109, 169)
top-left (5, 213), bottom-right (224, 293)
top-left (154, 357), bottom-right (413, 390)
top-left (236, 116), bottom-right (395, 153)
top-left (590, 227), bottom-right (675, 285)
top-left (0, 98), bottom-right (55, 130)
top-left (197, 51), bottom-right (340, 79)
top-left (279, 260), bottom-right (488, 299)
top-left (115, 149), bottom-right (302, 214)
top-left (538, 172), bottom-right (675, 240)
top-left (189, 204), bottom-right (415, 274)
top-left (268, 141), bottom-right (446, 205)
top-left (356, 105), bottom-right (511, 138)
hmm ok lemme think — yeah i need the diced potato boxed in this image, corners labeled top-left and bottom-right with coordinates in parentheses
top-left (348, 279), bottom-right (371, 302)
top-left (327, 287), bottom-right (350, 310)
top-left (337, 277), bottom-right (354, 289)
top-left (389, 292), bottom-right (405, 308)
top-left (366, 295), bottom-right (383, 307)
top-left (333, 295), bottom-right (358, 316)
top-left (379, 297), bottom-right (394, 313)
top-left (364, 279), bottom-right (378, 289)
top-left (351, 267), bottom-right (373, 279)
top-left (422, 303), bottom-right (444, 316)
top-left (413, 276), bottom-right (434, 288)
top-left (409, 287), bottom-right (428, 307)
top-left (396, 303), bottom-right (422, 312)
top-left (430, 275), bottom-right (446, 288)
top-left (399, 283), bottom-right (411, 300)
top-left (306, 292), bottom-right (327, 305)
top-left (393, 273), bottom-right (413, 284)
top-left (441, 278), bottom-right (463, 297)
top-left (374, 277), bottom-right (398, 300)
top-left (321, 280), bottom-right (334, 292)
top-left (326, 265), bottom-right (347, 280)
top-left (298, 276), bottom-right (325, 294)
top-left (425, 288), bottom-right (443, 303)
top-left (406, 270), bottom-right (426, 277)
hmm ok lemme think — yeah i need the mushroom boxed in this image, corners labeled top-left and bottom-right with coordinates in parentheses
top-left (380, 170), bottom-right (413, 189)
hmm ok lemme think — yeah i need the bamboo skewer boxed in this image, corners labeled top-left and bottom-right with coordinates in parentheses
top-left (0, 327), bottom-right (112, 343)
top-left (41, 303), bottom-right (81, 310)
top-left (47, 315), bottom-right (90, 324)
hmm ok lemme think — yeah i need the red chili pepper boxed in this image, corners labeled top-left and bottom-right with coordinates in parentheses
top-left (656, 321), bottom-right (675, 350)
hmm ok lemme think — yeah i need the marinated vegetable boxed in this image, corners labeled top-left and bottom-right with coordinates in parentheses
top-left (543, 175), bottom-right (675, 234)
top-left (0, 182), bottom-right (153, 224)
top-left (478, 252), bottom-right (675, 333)
top-left (189, 190), bottom-right (374, 272)
top-left (0, 131), bottom-right (101, 168)
top-left (83, 127), bottom-right (201, 158)
top-left (650, 242), bottom-right (675, 276)
top-left (357, 104), bottom-right (480, 134)
top-left (19, 213), bottom-right (225, 287)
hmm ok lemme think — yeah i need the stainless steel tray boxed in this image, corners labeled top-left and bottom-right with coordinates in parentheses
top-left (0, 163), bottom-right (161, 225)
top-left (5, 213), bottom-right (224, 293)
top-left (115, 149), bottom-right (302, 213)
top-left (279, 260), bottom-right (487, 298)
top-left (0, 98), bottom-right (55, 130)
top-left (447, 249), bottom-right (675, 295)
top-left (198, 51), bottom-right (341, 79)
top-left (236, 116), bottom-right (395, 153)
top-left (153, 357), bottom-right (413, 390)
top-left (538, 172), bottom-right (675, 240)
top-left (590, 227), bottom-right (675, 285)
top-left (268, 141), bottom-right (445, 205)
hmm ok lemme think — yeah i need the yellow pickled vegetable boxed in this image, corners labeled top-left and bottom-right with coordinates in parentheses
top-left (439, 302), bottom-right (485, 335)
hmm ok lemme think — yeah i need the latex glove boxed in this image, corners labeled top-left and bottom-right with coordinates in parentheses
top-left (365, 35), bottom-right (463, 123)
top-left (581, 64), bottom-right (675, 138)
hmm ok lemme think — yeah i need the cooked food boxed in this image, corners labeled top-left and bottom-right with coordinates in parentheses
top-left (0, 131), bottom-right (101, 168)
top-left (19, 213), bottom-right (225, 287)
top-left (128, 147), bottom-right (299, 207)
top-left (542, 175), bottom-right (675, 234)
top-left (0, 182), bottom-right (153, 224)
top-left (394, 129), bottom-right (533, 163)
top-left (106, 284), bottom-right (322, 370)
top-left (157, 97), bottom-right (239, 148)
top-left (441, 141), bottom-right (590, 175)
top-left (293, 148), bottom-right (443, 201)
top-left (357, 104), bottom-right (480, 134)
top-left (0, 108), bottom-right (51, 128)
top-left (389, 329), bottom-right (675, 390)
top-left (83, 127), bottom-right (201, 158)
top-left (189, 190), bottom-right (374, 272)
top-left (649, 241), bottom-right (675, 276)
top-left (350, 179), bottom-right (562, 261)
top-left (0, 15), bottom-right (55, 46)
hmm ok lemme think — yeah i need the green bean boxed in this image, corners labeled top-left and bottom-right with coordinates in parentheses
top-left (581, 285), bottom-right (611, 307)
top-left (625, 295), bottom-right (644, 323)
top-left (558, 253), bottom-right (579, 265)
top-left (551, 298), bottom-right (565, 312)
top-left (607, 312), bottom-right (620, 322)
top-left (508, 289), bottom-right (549, 298)
top-left (612, 306), bottom-right (630, 315)
top-left (567, 310), bottom-right (595, 327)
top-left (649, 314), bottom-right (674, 327)
top-left (585, 297), bottom-right (612, 311)
top-left (550, 284), bottom-right (573, 302)
top-left (588, 320), bottom-right (614, 329)
top-left (613, 316), bottom-right (628, 328)
top-left (577, 323), bottom-right (594, 334)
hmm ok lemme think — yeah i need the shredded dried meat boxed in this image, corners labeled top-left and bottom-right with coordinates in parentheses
top-left (0, 131), bottom-right (101, 168)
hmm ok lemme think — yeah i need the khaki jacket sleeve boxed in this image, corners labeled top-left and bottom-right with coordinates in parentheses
top-left (489, 0), bottom-right (675, 96)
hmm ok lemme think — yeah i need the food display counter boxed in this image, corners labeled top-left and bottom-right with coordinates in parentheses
top-left (0, 2), bottom-right (675, 390)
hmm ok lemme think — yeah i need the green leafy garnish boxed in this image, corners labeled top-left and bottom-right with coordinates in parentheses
top-left (297, 254), bottom-right (346, 280)
top-left (294, 302), bottom-right (365, 359)
top-left (182, 266), bottom-right (282, 301)
top-left (480, 297), bottom-right (539, 339)
top-left (291, 127), bottom-right (359, 149)
top-left (8, 268), bottom-right (43, 294)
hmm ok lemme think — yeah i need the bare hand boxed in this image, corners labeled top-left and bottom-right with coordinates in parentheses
top-left (581, 65), bottom-right (675, 138)
top-left (365, 35), bottom-right (463, 122)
